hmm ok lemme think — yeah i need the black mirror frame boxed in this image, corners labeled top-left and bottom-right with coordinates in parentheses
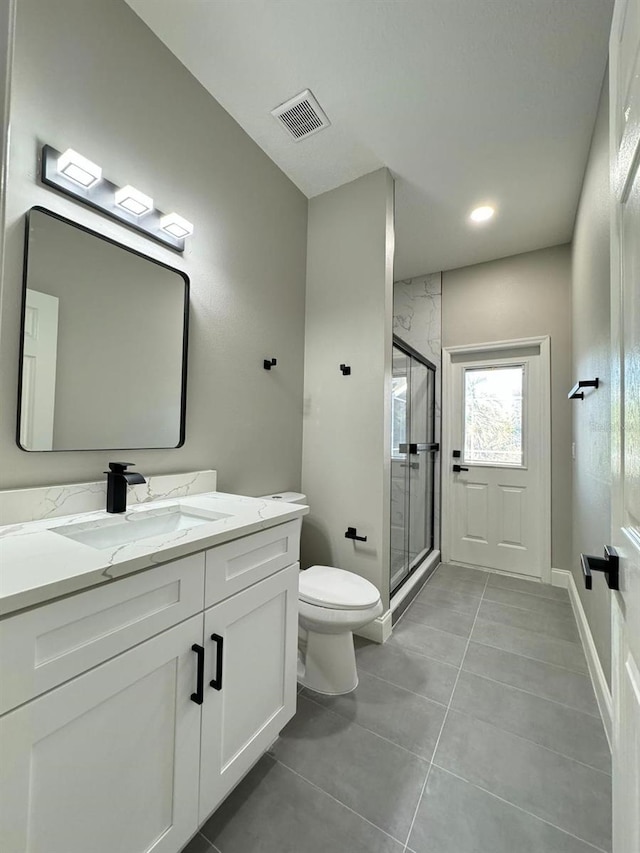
top-left (17, 206), bottom-right (190, 452)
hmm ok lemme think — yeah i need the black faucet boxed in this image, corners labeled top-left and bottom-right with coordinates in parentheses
top-left (104, 462), bottom-right (146, 513)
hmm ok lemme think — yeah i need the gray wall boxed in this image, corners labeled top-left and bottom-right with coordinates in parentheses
top-left (571, 74), bottom-right (611, 685)
top-left (442, 244), bottom-right (573, 571)
top-left (1, 0), bottom-right (307, 494)
top-left (302, 169), bottom-right (394, 608)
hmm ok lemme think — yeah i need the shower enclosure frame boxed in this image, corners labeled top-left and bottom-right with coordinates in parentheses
top-left (390, 335), bottom-right (438, 596)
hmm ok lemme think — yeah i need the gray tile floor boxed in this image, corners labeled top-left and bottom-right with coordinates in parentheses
top-left (183, 563), bottom-right (612, 853)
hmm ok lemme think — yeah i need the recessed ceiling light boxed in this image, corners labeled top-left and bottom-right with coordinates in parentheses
top-left (114, 185), bottom-right (154, 216)
top-left (469, 205), bottom-right (495, 223)
top-left (57, 148), bottom-right (102, 188)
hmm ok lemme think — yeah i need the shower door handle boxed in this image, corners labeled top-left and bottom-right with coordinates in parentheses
top-left (398, 443), bottom-right (418, 454)
top-left (399, 443), bottom-right (438, 455)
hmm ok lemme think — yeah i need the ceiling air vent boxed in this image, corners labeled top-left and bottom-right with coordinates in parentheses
top-left (271, 89), bottom-right (330, 141)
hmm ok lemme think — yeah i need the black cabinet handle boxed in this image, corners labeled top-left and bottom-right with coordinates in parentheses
top-left (345, 527), bottom-right (367, 542)
top-left (210, 633), bottom-right (224, 690)
top-left (581, 546), bottom-right (619, 590)
top-left (453, 464), bottom-right (469, 472)
top-left (191, 643), bottom-right (205, 705)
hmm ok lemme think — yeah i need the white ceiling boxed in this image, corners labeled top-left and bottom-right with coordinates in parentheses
top-left (126, 0), bottom-right (612, 279)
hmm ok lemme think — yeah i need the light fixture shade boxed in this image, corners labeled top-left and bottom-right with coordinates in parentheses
top-left (470, 205), bottom-right (495, 223)
top-left (161, 212), bottom-right (194, 238)
top-left (57, 148), bottom-right (102, 188)
top-left (114, 185), bottom-right (154, 216)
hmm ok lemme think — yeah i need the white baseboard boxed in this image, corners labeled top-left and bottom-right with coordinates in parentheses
top-left (355, 608), bottom-right (393, 644)
top-left (551, 567), bottom-right (570, 588)
top-left (552, 568), bottom-right (613, 749)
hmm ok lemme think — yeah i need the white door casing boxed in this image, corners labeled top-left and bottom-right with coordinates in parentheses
top-left (442, 337), bottom-right (551, 581)
top-left (19, 289), bottom-right (59, 450)
top-left (609, 2), bottom-right (640, 850)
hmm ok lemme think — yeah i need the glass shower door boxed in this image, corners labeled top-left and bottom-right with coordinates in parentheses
top-left (390, 347), bottom-right (411, 591)
top-left (390, 337), bottom-right (437, 595)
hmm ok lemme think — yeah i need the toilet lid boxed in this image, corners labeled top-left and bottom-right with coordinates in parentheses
top-left (299, 565), bottom-right (381, 610)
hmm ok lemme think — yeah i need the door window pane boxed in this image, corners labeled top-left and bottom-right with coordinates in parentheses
top-left (464, 365), bottom-right (524, 465)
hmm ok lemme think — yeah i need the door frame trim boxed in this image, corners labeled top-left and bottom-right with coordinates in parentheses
top-left (441, 336), bottom-right (551, 583)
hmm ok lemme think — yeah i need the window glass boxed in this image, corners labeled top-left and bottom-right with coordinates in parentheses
top-left (464, 365), bottom-right (524, 465)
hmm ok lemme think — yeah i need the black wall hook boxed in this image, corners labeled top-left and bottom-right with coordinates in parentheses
top-left (263, 358), bottom-right (277, 370)
top-left (345, 526), bottom-right (367, 542)
top-left (339, 364), bottom-right (351, 375)
top-left (568, 379), bottom-right (599, 400)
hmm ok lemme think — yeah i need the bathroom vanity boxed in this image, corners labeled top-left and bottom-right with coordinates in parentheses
top-left (0, 486), bottom-right (307, 853)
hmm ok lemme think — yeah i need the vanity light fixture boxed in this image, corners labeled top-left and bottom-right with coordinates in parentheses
top-left (57, 148), bottom-right (102, 188)
top-left (469, 205), bottom-right (495, 223)
top-left (161, 212), bottom-right (194, 239)
top-left (41, 144), bottom-right (191, 252)
top-left (114, 185), bottom-right (153, 217)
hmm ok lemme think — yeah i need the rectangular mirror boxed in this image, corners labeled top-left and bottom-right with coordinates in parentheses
top-left (18, 207), bottom-right (189, 451)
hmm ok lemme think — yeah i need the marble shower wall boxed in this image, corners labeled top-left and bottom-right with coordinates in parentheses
top-left (392, 272), bottom-right (442, 565)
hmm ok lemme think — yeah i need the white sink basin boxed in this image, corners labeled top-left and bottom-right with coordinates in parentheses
top-left (52, 504), bottom-right (232, 550)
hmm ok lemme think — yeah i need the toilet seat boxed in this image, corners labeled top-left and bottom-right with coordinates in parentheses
top-left (299, 565), bottom-right (380, 610)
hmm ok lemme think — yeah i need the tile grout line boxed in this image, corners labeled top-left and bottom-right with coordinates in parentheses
top-left (430, 764), bottom-right (610, 853)
top-left (469, 634), bottom-right (590, 676)
top-left (457, 663), bottom-right (602, 720)
top-left (300, 690), bottom-right (437, 762)
top-left (401, 571), bottom-right (491, 852)
top-left (343, 666), bottom-right (450, 707)
top-left (456, 581), bottom-right (610, 774)
top-left (272, 756), bottom-right (411, 849)
top-left (434, 702), bottom-right (612, 777)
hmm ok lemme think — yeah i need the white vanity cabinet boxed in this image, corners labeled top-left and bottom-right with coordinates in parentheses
top-left (199, 565), bottom-right (298, 820)
top-left (0, 519), bottom-right (301, 853)
top-left (1, 614), bottom-right (203, 853)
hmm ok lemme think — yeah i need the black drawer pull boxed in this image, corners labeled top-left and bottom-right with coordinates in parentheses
top-left (210, 633), bottom-right (224, 690)
top-left (191, 644), bottom-right (205, 705)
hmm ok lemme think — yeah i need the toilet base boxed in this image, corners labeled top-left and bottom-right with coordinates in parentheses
top-left (298, 629), bottom-right (359, 695)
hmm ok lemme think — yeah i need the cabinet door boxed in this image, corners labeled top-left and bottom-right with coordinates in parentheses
top-left (199, 563), bottom-right (298, 822)
top-left (0, 615), bottom-right (203, 853)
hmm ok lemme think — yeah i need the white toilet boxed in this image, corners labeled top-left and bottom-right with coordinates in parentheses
top-left (259, 492), bottom-right (383, 696)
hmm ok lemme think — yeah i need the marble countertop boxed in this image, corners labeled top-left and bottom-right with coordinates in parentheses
top-left (0, 491), bottom-right (308, 616)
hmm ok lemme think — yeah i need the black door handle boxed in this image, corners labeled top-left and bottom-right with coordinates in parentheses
top-left (581, 546), bottom-right (619, 590)
top-left (191, 643), bottom-right (205, 704)
top-left (453, 464), bottom-right (469, 472)
top-left (210, 633), bottom-right (224, 690)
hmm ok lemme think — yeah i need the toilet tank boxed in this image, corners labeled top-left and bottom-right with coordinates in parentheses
top-left (258, 491), bottom-right (307, 504)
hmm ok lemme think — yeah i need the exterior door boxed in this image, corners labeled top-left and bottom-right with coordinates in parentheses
top-left (198, 564), bottom-right (298, 823)
top-left (444, 340), bottom-right (550, 578)
top-left (609, 2), bottom-right (640, 849)
top-left (0, 615), bottom-right (202, 853)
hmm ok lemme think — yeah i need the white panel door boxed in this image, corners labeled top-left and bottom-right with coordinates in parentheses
top-left (0, 615), bottom-right (202, 853)
top-left (19, 289), bottom-right (59, 450)
top-left (609, 2), bottom-right (640, 849)
top-left (445, 343), bottom-right (549, 578)
top-left (199, 563), bottom-right (298, 823)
